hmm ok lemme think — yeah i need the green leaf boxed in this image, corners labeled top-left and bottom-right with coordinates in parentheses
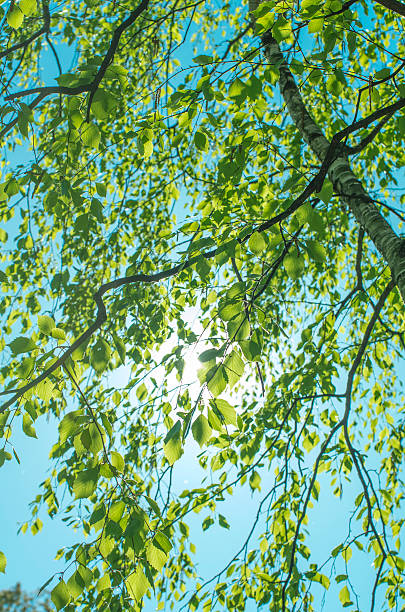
top-left (113, 333), bottom-right (126, 364)
top-left (219, 302), bottom-right (242, 321)
top-left (81, 122), bottom-right (101, 148)
top-left (67, 571), bottom-right (84, 600)
top-left (83, 422), bottom-right (105, 455)
top-left (22, 413), bottom-right (37, 438)
top-left (210, 399), bottom-right (237, 426)
top-left (146, 540), bottom-right (168, 572)
top-left (90, 339), bottom-right (111, 373)
top-left (255, 12), bottom-right (275, 34)
top-left (19, 0), bottom-right (37, 16)
top-left (17, 357), bottom-right (35, 379)
top-left (154, 531), bottom-right (172, 553)
top-left (51, 327), bottom-right (66, 341)
top-left (144, 140), bottom-right (153, 158)
top-left (0, 551), bottom-right (6, 573)
top-left (207, 365), bottom-right (227, 397)
top-left (228, 78), bottom-right (246, 101)
top-left (224, 350), bottom-right (244, 387)
top-left (136, 383), bottom-right (148, 401)
top-left (51, 580), bottom-right (71, 610)
top-left (163, 421), bottom-right (183, 465)
top-left (194, 131), bottom-right (208, 152)
top-left (34, 379), bottom-right (55, 404)
top-left (283, 254), bottom-right (305, 280)
top-left (38, 315), bottom-right (56, 335)
top-left (339, 585), bottom-right (352, 606)
top-left (238, 339), bottom-right (261, 362)
top-left (7, 7), bottom-right (24, 29)
top-left (227, 315), bottom-right (250, 340)
top-left (144, 495), bottom-right (161, 516)
top-left (125, 565), bottom-right (150, 601)
top-left (96, 573), bottom-right (111, 592)
top-left (96, 182), bottom-right (107, 197)
top-left (58, 411), bottom-right (81, 443)
top-left (73, 468), bottom-right (99, 499)
top-left (307, 239), bottom-right (326, 263)
top-left (193, 55), bottom-right (213, 64)
top-left (218, 513), bottom-right (230, 529)
top-left (9, 337), bottom-right (37, 354)
top-left (249, 470), bottom-right (261, 490)
top-left (38, 575), bottom-right (54, 596)
top-left (308, 210), bottom-right (325, 235)
top-left (248, 231), bottom-right (266, 254)
top-left (110, 450), bottom-right (125, 472)
top-left (308, 16), bottom-right (323, 33)
top-left (316, 180), bottom-right (333, 204)
top-left (138, 138), bottom-right (153, 159)
top-left (375, 68), bottom-right (390, 80)
top-left (191, 414), bottom-right (212, 447)
top-left (198, 348), bottom-right (218, 362)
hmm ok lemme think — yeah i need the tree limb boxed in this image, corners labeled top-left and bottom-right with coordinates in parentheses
top-left (373, 0), bottom-right (405, 17)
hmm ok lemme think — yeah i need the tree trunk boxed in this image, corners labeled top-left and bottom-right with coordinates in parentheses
top-left (249, 1), bottom-right (405, 302)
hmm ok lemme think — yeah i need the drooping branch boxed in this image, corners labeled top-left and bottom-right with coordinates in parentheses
top-left (280, 280), bottom-right (394, 610)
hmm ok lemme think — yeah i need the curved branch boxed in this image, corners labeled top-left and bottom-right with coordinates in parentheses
top-left (280, 280), bottom-right (394, 610)
top-left (4, 83), bottom-right (91, 102)
top-left (3, 1), bottom-right (150, 121)
top-left (341, 281), bottom-right (394, 605)
top-left (350, 112), bottom-right (397, 154)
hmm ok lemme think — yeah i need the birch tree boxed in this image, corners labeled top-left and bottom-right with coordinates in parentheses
top-left (0, 0), bottom-right (404, 609)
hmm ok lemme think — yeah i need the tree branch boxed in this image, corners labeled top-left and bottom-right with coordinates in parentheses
top-left (5, 84), bottom-right (92, 102)
top-left (349, 112), bottom-right (397, 154)
top-left (373, 0), bottom-right (405, 17)
top-left (3, 1), bottom-right (150, 122)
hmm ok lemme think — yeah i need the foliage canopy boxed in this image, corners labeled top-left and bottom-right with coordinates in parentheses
top-left (0, 0), bottom-right (404, 609)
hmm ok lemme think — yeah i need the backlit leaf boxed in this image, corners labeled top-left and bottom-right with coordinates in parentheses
top-left (51, 580), bottom-right (71, 610)
top-left (191, 414), bottom-right (212, 447)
